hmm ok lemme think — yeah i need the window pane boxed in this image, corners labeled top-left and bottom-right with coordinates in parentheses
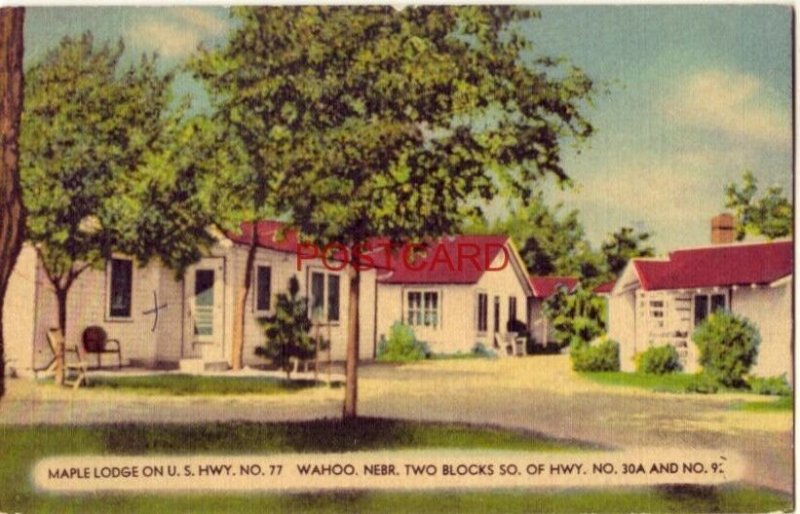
top-left (711, 294), bottom-right (726, 313)
top-left (327, 275), bottom-right (340, 322)
top-left (694, 295), bottom-right (709, 326)
top-left (256, 266), bottom-right (271, 311)
top-left (110, 259), bottom-right (132, 318)
top-left (194, 269), bottom-right (215, 336)
top-left (493, 296), bottom-right (500, 333)
top-left (311, 272), bottom-right (325, 318)
top-left (509, 297), bottom-right (517, 322)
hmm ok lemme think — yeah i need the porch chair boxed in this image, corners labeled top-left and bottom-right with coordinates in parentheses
top-left (81, 326), bottom-right (122, 369)
top-left (46, 328), bottom-right (89, 389)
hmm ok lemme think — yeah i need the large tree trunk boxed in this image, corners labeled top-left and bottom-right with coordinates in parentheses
top-left (343, 263), bottom-right (360, 419)
top-left (54, 287), bottom-right (67, 385)
top-left (0, 7), bottom-right (26, 399)
top-left (231, 225), bottom-right (257, 371)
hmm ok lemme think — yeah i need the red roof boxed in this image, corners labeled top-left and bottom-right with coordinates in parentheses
top-left (633, 241), bottom-right (793, 291)
top-left (593, 280), bottom-right (616, 294)
top-left (377, 235), bottom-right (511, 285)
top-left (227, 220), bottom-right (302, 254)
top-left (529, 276), bottom-right (579, 298)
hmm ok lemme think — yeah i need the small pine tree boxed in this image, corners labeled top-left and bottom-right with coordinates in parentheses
top-left (256, 276), bottom-right (315, 379)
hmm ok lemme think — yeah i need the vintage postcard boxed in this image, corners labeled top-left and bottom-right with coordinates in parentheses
top-left (0, 4), bottom-right (794, 513)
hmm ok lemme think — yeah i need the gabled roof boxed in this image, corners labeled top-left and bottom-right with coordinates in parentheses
top-left (592, 280), bottom-right (616, 295)
top-left (227, 220), bottom-right (302, 254)
top-left (529, 276), bottom-right (579, 299)
top-left (378, 235), bottom-right (511, 285)
top-left (632, 240), bottom-right (793, 291)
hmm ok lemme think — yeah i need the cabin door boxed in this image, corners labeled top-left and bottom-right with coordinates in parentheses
top-left (184, 258), bottom-right (225, 361)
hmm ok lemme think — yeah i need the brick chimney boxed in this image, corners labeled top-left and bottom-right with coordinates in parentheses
top-left (711, 213), bottom-right (735, 244)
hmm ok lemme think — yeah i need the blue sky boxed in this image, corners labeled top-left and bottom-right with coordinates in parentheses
top-left (24, 6), bottom-right (793, 253)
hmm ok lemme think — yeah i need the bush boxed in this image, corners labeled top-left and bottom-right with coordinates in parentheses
top-left (692, 311), bottom-right (760, 388)
top-left (685, 373), bottom-right (720, 394)
top-left (570, 339), bottom-right (620, 372)
top-left (471, 342), bottom-right (497, 359)
top-left (747, 374), bottom-right (792, 396)
top-left (377, 322), bottom-right (430, 362)
top-left (636, 345), bottom-right (683, 375)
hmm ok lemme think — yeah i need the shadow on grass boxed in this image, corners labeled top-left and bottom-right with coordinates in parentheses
top-left (81, 374), bottom-right (342, 395)
top-left (99, 418), bottom-right (599, 454)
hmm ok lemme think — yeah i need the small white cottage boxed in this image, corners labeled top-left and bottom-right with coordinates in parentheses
top-left (2, 221), bottom-right (377, 375)
top-left (375, 235), bottom-right (534, 354)
top-left (608, 238), bottom-right (793, 377)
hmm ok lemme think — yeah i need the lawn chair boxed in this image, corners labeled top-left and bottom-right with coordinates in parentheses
top-left (47, 328), bottom-right (89, 389)
top-left (493, 332), bottom-right (513, 357)
top-left (82, 326), bottom-right (122, 369)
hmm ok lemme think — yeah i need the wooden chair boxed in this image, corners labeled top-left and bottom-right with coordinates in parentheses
top-left (81, 326), bottom-right (122, 369)
top-left (47, 328), bottom-right (89, 389)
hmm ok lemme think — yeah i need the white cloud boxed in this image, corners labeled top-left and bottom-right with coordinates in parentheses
top-left (173, 7), bottom-right (227, 37)
top-left (660, 69), bottom-right (790, 149)
top-left (126, 20), bottom-right (202, 58)
top-left (126, 8), bottom-right (227, 59)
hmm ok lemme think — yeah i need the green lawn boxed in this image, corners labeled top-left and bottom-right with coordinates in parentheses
top-left (731, 395), bottom-right (793, 412)
top-left (580, 372), bottom-right (707, 393)
top-left (77, 374), bottom-right (336, 395)
top-left (0, 419), bottom-right (791, 513)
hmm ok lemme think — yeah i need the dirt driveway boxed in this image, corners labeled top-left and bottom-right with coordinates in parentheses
top-left (0, 355), bottom-right (792, 492)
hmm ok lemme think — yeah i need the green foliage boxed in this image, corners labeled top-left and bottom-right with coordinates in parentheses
top-left (256, 277), bottom-right (316, 377)
top-left (191, 6), bottom-right (596, 249)
top-left (635, 345), bottom-right (682, 375)
top-left (746, 374), bottom-right (792, 396)
top-left (20, 33), bottom-right (216, 293)
top-left (725, 170), bottom-right (792, 241)
top-left (600, 226), bottom-right (654, 277)
top-left (377, 322), bottom-right (430, 362)
top-left (570, 339), bottom-right (619, 372)
top-left (684, 373), bottom-right (720, 394)
top-left (543, 285), bottom-right (606, 347)
top-left (692, 311), bottom-right (760, 388)
top-left (471, 342), bottom-right (497, 358)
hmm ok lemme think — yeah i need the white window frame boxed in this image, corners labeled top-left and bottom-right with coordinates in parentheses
top-left (693, 292), bottom-right (727, 328)
top-left (106, 256), bottom-right (134, 321)
top-left (307, 269), bottom-right (341, 324)
top-left (404, 289), bottom-right (441, 329)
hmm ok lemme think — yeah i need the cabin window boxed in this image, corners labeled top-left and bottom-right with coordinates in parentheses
top-left (406, 290), bottom-right (439, 328)
top-left (476, 293), bottom-right (488, 332)
top-left (508, 296), bottom-right (517, 323)
top-left (255, 265), bottom-right (272, 314)
top-left (693, 293), bottom-right (726, 326)
top-left (309, 271), bottom-right (340, 323)
top-left (327, 275), bottom-right (340, 322)
top-left (108, 258), bottom-right (133, 318)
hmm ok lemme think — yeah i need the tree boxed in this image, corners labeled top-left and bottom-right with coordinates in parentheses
top-left (693, 311), bottom-right (760, 388)
top-left (600, 226), bottom-right (654, 278)
top-left (468, 192), bottom-right (593, 277)
top-left (256, 276), bottom-right (315, 379)
top-left (542, 285), bottom-right (606, 348)
top-left (193, 7), bottom-right (595, 418)
top-left (725, 170), bottom-right (792, 241)
top-left (21, 34), bottom-right (216, 383)
top-left (0, 7), bottom-right (25, 399)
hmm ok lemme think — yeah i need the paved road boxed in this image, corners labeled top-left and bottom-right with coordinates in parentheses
top-left (0, 355), bottom-right (792, 493)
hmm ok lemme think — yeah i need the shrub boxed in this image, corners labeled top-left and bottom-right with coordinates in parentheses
top-left (636, 345), bottom-right (683, 375)
top-left (747, 374), bottom-right (792, 396)
top-left (692, 311), bottom-right (760, 388)
top-left (570, 339), bottom-right (620, 372)
top-left (471, 342), bottom-right (497, 359)
top-left (685, 373), bottom-right (720, 394)
top-left (543, 286), bottom-right (607, 347)
top-left (377, 322), bottom-right (430, 362)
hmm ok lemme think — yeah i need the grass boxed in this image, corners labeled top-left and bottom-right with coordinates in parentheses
top-left (0, 419), bottom-right (791, 513)
top-left (77, 374), bottom-right (333, 395)
top-left (731, 395), bottom-right (793, 412)
top-left (581, 372), bottom-right (706, 394)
